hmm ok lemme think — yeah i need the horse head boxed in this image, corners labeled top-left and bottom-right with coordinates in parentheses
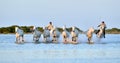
top-left (72, 26), bottom-right (75, 31)
top-left (15, 27), bottom-right (24, 43)
top-left (62, 25), bottom-right (67, 31)
top-left (15, 27), bottom-right (19, 32)
top-left (33, 26), bottom-right (41, 42)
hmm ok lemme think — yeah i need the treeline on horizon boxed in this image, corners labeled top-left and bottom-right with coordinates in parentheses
top-left (0, 25), bottom-right (83, 34)
top-left (0, 25), bottom-right (120, 34)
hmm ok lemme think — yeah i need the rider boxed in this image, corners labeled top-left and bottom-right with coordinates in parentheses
top-left (96, 21), bottom-right (107, 38)
top-left (47, 22), bottom-right (54, 31)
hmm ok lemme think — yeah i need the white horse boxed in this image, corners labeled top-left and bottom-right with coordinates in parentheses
top-left (71, 26), bottom-right (79, 42)
top-left (43, 27), bottom-right (50, 42)
top-left (86, 27), bottom-right (94, 43)
top-left (97, 26), bottom-right (104, 38)
top-left (15, 27), bottom-right (24, 43)
top-left (62, 26), bottom-right (70, 43)
top-left (33, 27), bottom-right (41, 42)
top-left (50, 26), bottom-right (61, 42)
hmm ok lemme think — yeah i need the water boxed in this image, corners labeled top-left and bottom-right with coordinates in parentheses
top-left (0, 34), bottom-right (120, 63)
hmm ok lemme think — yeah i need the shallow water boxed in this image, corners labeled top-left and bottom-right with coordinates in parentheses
top-left (0, 34), bottom-right (120, 63)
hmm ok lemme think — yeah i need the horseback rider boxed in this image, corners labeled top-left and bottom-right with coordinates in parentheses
top-left (47, 22), bottom-right (54, 31)
top-left (96, 21), bottom-right (107, 38)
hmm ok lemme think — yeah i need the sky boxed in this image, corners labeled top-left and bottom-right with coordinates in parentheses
top-left (0, 0), bottom-right (120, 31)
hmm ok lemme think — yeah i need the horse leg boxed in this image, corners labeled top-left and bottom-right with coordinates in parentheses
top-left (55, 38), bottom-right (57, 42)
top-left (16, 36), bottom-right (18, 42)
top-left (96, 30), bottom-right (100, 34)
top-left (72, 37), bottom-right (76, 42)
top-left (67, 37), bottom-right (69, 43)
top-left (22, 35), bottom-right (24, 42)
top-left (54, 36), bottom-right (58, 43)
top-left (34, 36), bottom-right (37, 42)
top-left (45, 36), bottom-right (48, 42)
top-left (63, 37), bottom-right (66, 43)
top-left (63, 36), bottom-right (65, 42)
top-left (55, 36), bottom-right (57, 42)
top-left (47, 37), bottom-right (50, 42)
top-left (34, 37), bottom-right (36, 41)
top-left (20, 36), bottom-right (22, 43)
top-left (38, 37), bottom-right (40, 41)
top-left (74, 37), bottom-right (77, 42)
top-left (46, 37), bottom-right (48, 42)
top-left (19, 36), bottom-right (23, 43)
top-left (44, 38), bottom-right (46, 42)
top-left (97, 33), bottom-right (100, 38)
top-left (46, 37), bottom-right (47, 42)
top-left (34, 35), bottom-right (40, 42)
top-left (44, 37), bottom-right (46, 42)
top-left (18, 36), bottom-right (20, 43)
top-left (64, 37), bottom-right (67, 42)
top-left (76, 37), bottom-right (78, 42)
top-left (54, 36), bottom-right (57, 42)
top-left (63, 38), bottom-right (65, 43)
top-left (36, 37), bottom-right (39, 42)
top-left (16, 37), bottom-right (18, 43)
top-left (64, 38), bottom-right (67, 43)
top-left (88, 38), bottom-right (91, 43)
top-left (52, 36), bottom-right (55, 42)
top-left (16, 33), bottom-right (19, 43)
top-left (53, 37), bottom-right (55, 42)
top-left (103, 30), bottom-right (105, 38)
top-left (33, 36), bottom-right (35, 41)
top-left (72, 37), bottom-right (74, 41)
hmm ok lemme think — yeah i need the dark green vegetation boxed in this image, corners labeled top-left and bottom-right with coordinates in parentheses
top-left (0, 25), bottom-right (82, 34)
top-left (106, 28), bottom-right (120, 34)
top-left (0, 25), bottom-right (119, 34)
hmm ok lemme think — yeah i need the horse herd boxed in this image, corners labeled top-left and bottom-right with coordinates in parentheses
top-left (15, 25), bottom-right (105, 44)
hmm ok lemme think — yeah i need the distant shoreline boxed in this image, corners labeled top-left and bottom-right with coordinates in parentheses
top-left (0, 32), bottom-right (120, 34)
top-left (0, 25), bottom-right (120, 34)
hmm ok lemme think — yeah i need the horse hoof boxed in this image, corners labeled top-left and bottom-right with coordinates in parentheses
top-left (63, 41), bottom-right (68, 44)
top-left (88, 42), bottom-right (94, 44)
